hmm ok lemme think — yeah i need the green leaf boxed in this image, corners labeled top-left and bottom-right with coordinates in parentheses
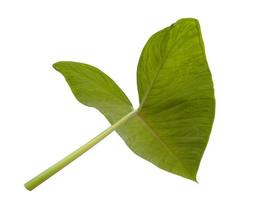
top-left (53, 18), bottom-right (215, 181)
top-left (25, 18), bottom-right (215, 190)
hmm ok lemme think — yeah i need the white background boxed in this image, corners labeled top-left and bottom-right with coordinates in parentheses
top-left (0, 0), bottom-right (266, 199)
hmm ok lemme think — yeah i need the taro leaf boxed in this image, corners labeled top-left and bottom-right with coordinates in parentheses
top-left (53, 18), bottom-right (215, 181)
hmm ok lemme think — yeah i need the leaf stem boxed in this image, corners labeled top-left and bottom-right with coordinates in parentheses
top-left (24, 109), bottom-right (137, 191)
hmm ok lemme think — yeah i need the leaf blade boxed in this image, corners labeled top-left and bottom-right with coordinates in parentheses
top-left (53, 61), bottom-right (133, 123)
top-left (134, 18), bottom-right (215, 180)
top-left (52, 18), bottom-right (215, 181)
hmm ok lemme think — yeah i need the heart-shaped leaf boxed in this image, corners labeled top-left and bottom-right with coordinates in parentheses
top-left (53, 18), bottom-right (215, 180)
top-left (25, 18), bottom-right (215, 190)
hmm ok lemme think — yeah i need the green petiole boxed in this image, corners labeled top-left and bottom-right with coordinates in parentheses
top-left (24, 109), bottom-right (137, 191)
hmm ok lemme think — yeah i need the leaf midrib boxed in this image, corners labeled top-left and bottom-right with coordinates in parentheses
top-left (139, 25), bottom-right (182, 109)
top-left (136, 110), bottom-right (192, 178)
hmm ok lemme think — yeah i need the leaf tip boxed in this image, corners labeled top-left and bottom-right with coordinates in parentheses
top-left (192, 176), bottom-right (198, 183)
top-left (179, 17), bottom-right (199, 23)
top-left (171, 18), bottom-right (200, 28)
top-left (52, 61), bottom-right (64, 72)
top-left (185, 172), bottom-right (198, 183)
